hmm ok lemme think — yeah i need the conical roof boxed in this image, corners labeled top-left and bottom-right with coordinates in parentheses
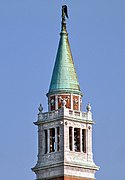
top-left (48, 15), bottom-right (82, 96)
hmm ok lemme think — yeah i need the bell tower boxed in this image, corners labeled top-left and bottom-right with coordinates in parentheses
top-left (32, 5), bottom-right (99, 180)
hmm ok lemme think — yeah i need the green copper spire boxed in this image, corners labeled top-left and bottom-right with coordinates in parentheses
top-left (48, 6), bottom-right (82, 96)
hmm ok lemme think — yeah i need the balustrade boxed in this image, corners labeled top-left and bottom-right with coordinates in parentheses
top-left (38, 107), bottom-right (92, 122)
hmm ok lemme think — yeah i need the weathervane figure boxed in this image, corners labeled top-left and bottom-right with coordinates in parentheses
top-left (62, 5), bottom-right (68, 22)
top-left (61, 5), bottom-right (68, 32)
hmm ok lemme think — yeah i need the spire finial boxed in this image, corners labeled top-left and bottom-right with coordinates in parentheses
top-left (86, 103), bottom-right (91, 112)
top-left (61, 5), bottom-right (68, 32)
top-left (38, 103), bottom-right (43, 113)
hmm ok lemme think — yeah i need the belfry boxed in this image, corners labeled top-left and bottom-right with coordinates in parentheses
top-left (32, 5), bottom-right (99, 180)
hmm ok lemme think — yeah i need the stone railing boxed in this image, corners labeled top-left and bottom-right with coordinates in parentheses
top-left (38, 107), bottom-right (92, 122)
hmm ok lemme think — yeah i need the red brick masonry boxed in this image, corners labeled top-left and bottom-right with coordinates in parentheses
top-left (49, 176), bottom-right (94, 180)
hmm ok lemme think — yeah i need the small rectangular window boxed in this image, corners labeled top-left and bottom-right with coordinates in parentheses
top-left (69, 127), bottom-right (72, 151)
top-left (74, 128), bottom-right (80, 152)
top-left (82, 129), bottom-right (86, 153)
top-left (44, 130), bottom-right (47, 154)
top-left (50, 128), bottom-right (55, 152)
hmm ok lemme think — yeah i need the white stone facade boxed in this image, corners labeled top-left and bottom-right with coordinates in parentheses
top-left (32, 106), bottom-right (99, 179)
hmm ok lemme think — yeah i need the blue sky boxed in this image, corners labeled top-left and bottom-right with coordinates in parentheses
top-left (0, 0), bottom-right (125, 179)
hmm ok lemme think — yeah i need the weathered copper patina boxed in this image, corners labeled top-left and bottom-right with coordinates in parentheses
top-left (48, 8), bottom-right (82, 96)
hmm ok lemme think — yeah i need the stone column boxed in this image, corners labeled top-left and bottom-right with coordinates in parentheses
top-left (48, 96), bottom-right (50, 111)
top-left (60, 124), bottom-right (64, 151)
top-left (41, 129), bottom-right (44, 155)
top-left (87, 125), bottom-right (93, 161)
top-left (55, 127), bottom-right (57, 152)
top-left (86, 127), bottom-right (88, 161)
top-left (80, 128), bottom-right (82, 152)
top-left (47, 129), bottom-right (50, 153)
top-left (72, 127), bottom-right (74, 151)
top-left (78, 95), bottom-right (81, 111)
top-left (64, 124), bottom-right (69, 151)
top-left (71, 93), bottom-right (73, 110)
top-left (55, 95), bottom-right (58, 110)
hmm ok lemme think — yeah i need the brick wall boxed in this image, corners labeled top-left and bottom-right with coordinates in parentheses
top-left (49, 177), bottom-right (64, 180)
top-left (64, 177), bottom-right (94, 180)
top-left (49, 176), bottom-right (94, 180)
